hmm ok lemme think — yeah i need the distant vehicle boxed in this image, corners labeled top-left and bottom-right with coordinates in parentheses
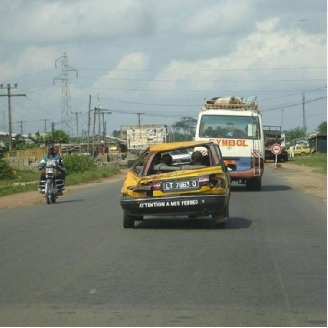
top-left (169, 149), bottom-right (191, 164)
top-left (120, 140), bottom-right (234, 229)
top-left (288, 145), bottom-right (311, 156)
top-left (263, 125), bottom-right (288, 162)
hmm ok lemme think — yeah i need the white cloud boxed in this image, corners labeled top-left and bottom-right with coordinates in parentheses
top-left (184, 0), bottom-right (254, 35)
top-left (0, 0), bottom-right (326, 134)
top-left (154, 16), bottom-right (326, 86)
top-left (93, 52), bottom-right (151, 95)
top-left (0, 0), bottom-right (150, 43)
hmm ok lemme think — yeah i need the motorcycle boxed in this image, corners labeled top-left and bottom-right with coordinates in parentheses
top-left (38, 160), bottom-right (65, 204)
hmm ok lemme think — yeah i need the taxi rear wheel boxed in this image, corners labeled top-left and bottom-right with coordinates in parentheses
top-left (123, 210), bottom-right (135, 228)
top-left (213, 206), bottom-right (229, 229)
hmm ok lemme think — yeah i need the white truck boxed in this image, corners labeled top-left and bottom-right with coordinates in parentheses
top-left (195, 96), bottom-right (264, 190)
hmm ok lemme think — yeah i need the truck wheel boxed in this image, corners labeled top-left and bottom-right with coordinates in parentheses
top-left (246, 177), bottom-right (261, 191)
top-left (123, 210), bottom-right (135, 228)
top-left (254, 177), bottom-right (262, 191)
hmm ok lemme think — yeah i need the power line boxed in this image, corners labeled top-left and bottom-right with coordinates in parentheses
top-left (90, 86), bottom-right (327, 94)
top-left (77, 66), bottom-right (326, 72)
top-left (78, 77), bottom-right (327, 83)
top-left (262, 96), bottom-right (327, 112)
top-left (261, 86), bottom-right (327, 102)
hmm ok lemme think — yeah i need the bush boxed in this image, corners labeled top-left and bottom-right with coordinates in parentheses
top-left (0, 159), bottom-right (16, 180)
top-left (63, 154), bottom-right (96, 173)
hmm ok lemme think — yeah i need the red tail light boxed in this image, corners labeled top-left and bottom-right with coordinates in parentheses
top-left (152, 181), bottom-right (161, 190)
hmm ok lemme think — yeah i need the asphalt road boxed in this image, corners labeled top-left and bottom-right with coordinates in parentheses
top-left (0, 167), bottom-right (326, 326)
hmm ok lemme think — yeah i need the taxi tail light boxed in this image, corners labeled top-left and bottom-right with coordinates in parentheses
top-left (199, 175), bottom-right (210, 187)
top-left (209, 174), bottom-right (225, 189)
top-left (152, 181), bottom-right (161, 190)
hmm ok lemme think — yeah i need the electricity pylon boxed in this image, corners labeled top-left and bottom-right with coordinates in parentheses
top-left (53, 52), bottom-right (78, 136)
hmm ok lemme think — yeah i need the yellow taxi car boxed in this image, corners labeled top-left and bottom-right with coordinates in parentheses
top-left (288, 145), bottom-right (311, 156)
top-left (120, 140), bottom-right (234, 228)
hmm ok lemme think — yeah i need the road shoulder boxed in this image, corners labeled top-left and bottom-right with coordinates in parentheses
top-left (0, 171), bottom-right (127, 210)
top-left (265, 162), bottom-right (326, 201)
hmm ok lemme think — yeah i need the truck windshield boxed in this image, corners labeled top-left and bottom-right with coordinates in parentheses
top-left (199, 115), bottom-right (260, 139)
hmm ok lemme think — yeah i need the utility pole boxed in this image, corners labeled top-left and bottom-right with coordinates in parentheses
top-left (87, 95), bottom-right (91, 154)
top-left (0, 83), bottom-right (26, 151)
top-left (136, 112), bottom-right (144, 128)
top-left (42, 118), bottom-right (50, 133)
top-left (302, 93), bottom-right (307, 132)
top-left (101, 111), bottom-right (111, 143)
top-left (281, 108), bottom-right (284, 129)
top-left (17, 120), bottom-right (26, 135)
top-left (91, 106), bottom-right (111, 155)
top-left (72, 111), bottom-right (82, 138)
top-left (52, 122), bottom-right (55, 140)
top-left (51, 121), bottom-right (60, 142)
top-left (94, 106), bottom-right (111, 144)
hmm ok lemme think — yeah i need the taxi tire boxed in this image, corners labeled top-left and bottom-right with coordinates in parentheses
top-left (123, 210), bottom-right (135, 228)
top-left (213, 205), bottom-right (229, 229)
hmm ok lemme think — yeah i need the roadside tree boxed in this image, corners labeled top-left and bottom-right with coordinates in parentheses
top-left (44, 130), bottom-right (70, 144)
top-left (317, 121), bottom-right (327, 135)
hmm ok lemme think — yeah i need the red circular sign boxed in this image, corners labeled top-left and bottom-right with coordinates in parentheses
top-left (271, 143), bottom-right (282, 155)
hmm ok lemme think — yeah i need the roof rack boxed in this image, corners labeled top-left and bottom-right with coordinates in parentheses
top-left (201, 96), bottom-right (259, 112)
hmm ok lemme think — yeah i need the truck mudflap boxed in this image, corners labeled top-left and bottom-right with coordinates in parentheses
top-left (229, 169), bottom-right (262, 180)
top-left (224, 155), bottom-right (264, 180)
top-left (120, 194), bottom-right (229, 217)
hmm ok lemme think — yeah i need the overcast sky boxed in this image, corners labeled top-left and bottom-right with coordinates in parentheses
top-left (0, 0), bottom-right (327, 137)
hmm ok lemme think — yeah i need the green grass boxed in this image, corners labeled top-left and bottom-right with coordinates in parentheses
top-left (287, 153), bottom-right (327, 174)
top-left (0, 165), bottom-right (122, 197)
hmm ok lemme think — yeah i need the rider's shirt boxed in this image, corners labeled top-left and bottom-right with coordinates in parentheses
top-left (38, 153), bottom-right (63, 169)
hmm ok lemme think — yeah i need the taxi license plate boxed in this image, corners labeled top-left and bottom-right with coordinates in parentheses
top-left (163, 179), bottom-right (199, 192)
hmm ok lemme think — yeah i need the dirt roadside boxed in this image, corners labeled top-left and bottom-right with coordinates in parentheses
top-left (265, 162), bottom-right (326, 202)
top-left (0, 164), bottom-right (326, 210)
top-left (0, 171), bottom-right (128, 210)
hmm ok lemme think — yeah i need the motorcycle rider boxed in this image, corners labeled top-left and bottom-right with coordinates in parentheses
top-left (38, 144), bottom-right (66, 194)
